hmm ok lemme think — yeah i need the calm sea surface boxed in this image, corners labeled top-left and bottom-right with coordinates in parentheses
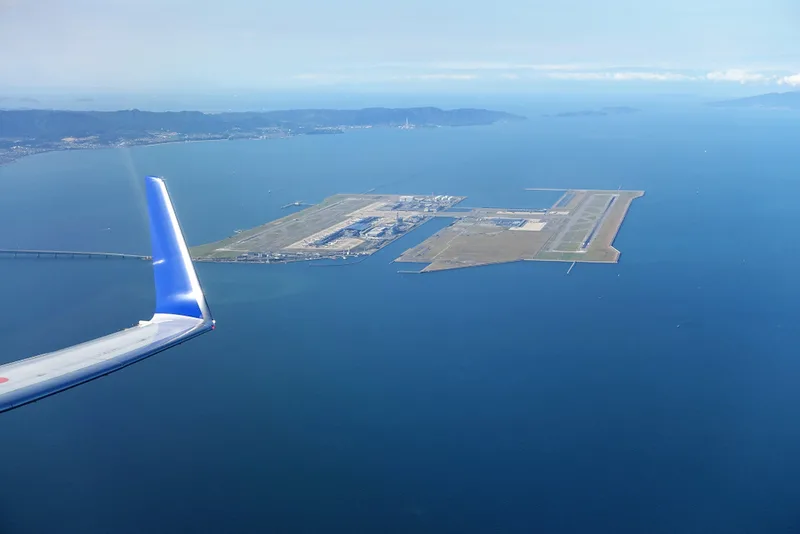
top-left (1, 104), bottom-right (800, 533)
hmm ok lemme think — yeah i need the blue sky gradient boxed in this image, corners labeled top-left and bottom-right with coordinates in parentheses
top-left (1, 0), bottom-right (798, 93)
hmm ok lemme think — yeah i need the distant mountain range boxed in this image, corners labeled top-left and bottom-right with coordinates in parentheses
top-left (0, 107), bottom-right (523, 144)
top-left (709, 91), bottom-right (800, 110)
top-left (0, 107), bottom-right (524, 165)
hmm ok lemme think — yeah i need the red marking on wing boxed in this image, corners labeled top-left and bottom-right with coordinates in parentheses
top-left (0, 377), bottom-right (8, 384)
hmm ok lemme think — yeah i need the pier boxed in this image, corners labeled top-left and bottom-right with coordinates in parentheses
top-left (0, 249), bottom-right (151, 260)
top-left (281, 201), bottom-right (312, 209)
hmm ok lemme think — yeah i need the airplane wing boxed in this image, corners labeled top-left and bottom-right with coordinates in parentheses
top-left (0, 176), bottom-right (214, 413)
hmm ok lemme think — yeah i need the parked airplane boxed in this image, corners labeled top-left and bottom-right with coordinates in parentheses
top-left (0, 176), bottom-right (214, 413)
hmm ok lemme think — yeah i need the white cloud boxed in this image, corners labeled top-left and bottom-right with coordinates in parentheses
top-left (292, 73), bottom-right (325, 80)
top-left (398, 73), bottom-right (478, 81)
top-left (289, 73), bottom-right (354, 85)
top-left (548, 71), bottom-right (693, 82)
top-left (291, 71), bottom-right (481, 84)
top-left (546, 72), bottom-right (603, 81)
top-left (429, 62), bottom-right (591, 72)
top-left (551, 68), bottom-right (800, 85)
top-left (777, 73), bottom-right (800, 86)
top-left (706, 69), bottom-right (767, 83)
top-left (613, 72), bottom-right (692, 81)
top-left (375, 61), bottom-right (592, 72)
top-left (290, 65), bottom-right (800, 88)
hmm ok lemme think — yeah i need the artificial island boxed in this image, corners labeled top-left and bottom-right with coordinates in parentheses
top-left (191, 188), bottom-right (644, 272)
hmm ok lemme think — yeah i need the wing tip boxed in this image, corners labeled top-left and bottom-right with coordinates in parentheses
top-left (145, 175), bottom-right (164, 187)
top-left (145, 175), bottom-right (214, 327)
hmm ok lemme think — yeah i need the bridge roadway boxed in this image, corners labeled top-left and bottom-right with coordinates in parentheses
top-left (0, 249), bottom-right (151, 260)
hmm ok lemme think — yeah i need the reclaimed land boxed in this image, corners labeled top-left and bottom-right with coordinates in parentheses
top-left (395, 189), bottom-right (644, 272)
top-left (191, 188), bottom-right (644, 272)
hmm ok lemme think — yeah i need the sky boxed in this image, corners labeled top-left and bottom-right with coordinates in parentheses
top-left (1, 0), bottom-right (799, 94)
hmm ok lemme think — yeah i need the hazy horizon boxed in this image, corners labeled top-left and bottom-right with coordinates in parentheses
top-left (1, 0), bottom-right (798, 94)
top-left (1, 87), bottom-right (796, 114)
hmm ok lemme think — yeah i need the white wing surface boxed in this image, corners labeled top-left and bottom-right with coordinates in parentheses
top-left (0, 176), bottom-right (214, 413)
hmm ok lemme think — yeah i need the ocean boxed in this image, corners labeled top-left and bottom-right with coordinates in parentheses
top-left (1, 102), bottom-right (800, 533)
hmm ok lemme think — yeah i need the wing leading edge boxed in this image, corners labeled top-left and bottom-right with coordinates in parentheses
top-left (0, 176), bottom-right (214, 414)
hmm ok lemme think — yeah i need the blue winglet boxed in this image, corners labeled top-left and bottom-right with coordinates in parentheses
top-left (145, 176), bottom-right (212, 323)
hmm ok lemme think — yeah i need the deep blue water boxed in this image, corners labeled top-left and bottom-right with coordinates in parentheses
top-left (2, 105), bottom-right (800, 533)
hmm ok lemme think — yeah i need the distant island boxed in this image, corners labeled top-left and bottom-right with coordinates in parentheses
top-left (710, 91), bottom-right (800, 110)
top-left (545, 106), bottom-right (640, 118)
top-left (0, 107), bottom-right (524, 166)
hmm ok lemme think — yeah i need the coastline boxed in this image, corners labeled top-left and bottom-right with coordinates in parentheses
top-left (0, 106), bottom-right (524, 168)
top-left (0, 134), bottom-right (292, 168)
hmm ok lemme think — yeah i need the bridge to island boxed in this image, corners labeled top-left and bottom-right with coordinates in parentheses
top-left (0, 249), bottom-right (151, 260)
top-left (0, 188), bottom-right (644, 273)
